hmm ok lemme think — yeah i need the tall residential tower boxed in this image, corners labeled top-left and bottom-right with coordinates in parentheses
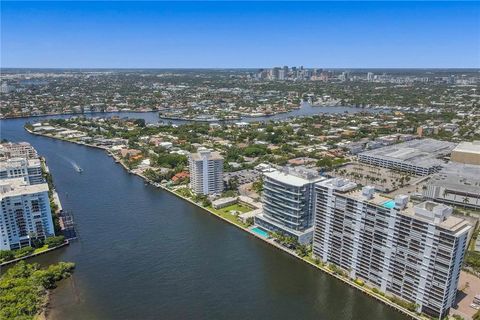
top-left (313, 178), bottom-right (470, 318)
top-left (0, 178), bottom-right (55, 250)
top-left (189, 148), bottom-right (224, 195)
top-left (255, 167), bottom-right (324, 244)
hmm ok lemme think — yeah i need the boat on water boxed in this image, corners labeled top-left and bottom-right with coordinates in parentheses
top-left (73, 164), bottom-right (83, 173)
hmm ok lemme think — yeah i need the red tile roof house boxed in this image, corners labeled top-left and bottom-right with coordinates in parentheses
top-left (120, 148), bottom-right (142, 158)
top-left (171, 171), bottom-right (189, 183)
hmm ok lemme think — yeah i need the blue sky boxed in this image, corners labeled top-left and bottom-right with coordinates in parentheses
top-left (1, 1), bottom-right (479, 68)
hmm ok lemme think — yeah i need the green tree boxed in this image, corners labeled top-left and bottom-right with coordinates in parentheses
top-left (0, 250), bottom-right (15, 262)
top-left (0, 261), bottom-right (75, 320)
top-left (45, 235), bottom-right (65, 248)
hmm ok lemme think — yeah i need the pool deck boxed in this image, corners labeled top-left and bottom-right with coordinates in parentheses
top-left (382, 200), bottom-right (396, 209)
top-left (250, 227), bottom-right (269, 238)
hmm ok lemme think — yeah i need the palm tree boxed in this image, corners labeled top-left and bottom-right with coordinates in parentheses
top-left (463, 197), bottom-right (470, 209)
top-left (442, 190), bottom-right (448, 199)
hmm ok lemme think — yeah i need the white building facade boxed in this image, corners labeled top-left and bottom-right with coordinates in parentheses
top-left (255, 167), bottom-right (324, 244)
top-left (0, 158), bottom-right (44, 185)
top-left (189, 148), bottom-right (224, 195)
top-left (0, 178), bottom-right (55, 250)
top-left (313, 178), bottom-right (470, 318)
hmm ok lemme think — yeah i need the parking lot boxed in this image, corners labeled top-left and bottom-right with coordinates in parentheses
top-left (330, 162), bottom-right (414, 193)
top-left (224, 169), bottom-right (261, 185)
top-left (451, 271), bottom-right (480, 319)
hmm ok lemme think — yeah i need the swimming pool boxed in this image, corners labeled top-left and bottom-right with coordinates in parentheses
top-left (251, 227), bottom-right (269, 238)
top-left (382, 200), bottom-right (396, 209)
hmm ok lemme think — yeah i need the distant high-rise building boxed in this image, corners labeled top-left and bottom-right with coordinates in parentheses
top-left (313, 178), bottom-right (470, 318)
top-left (255, 167), bottom-right (324, 244)
top-left (339, 71), bottom-right (349, 82)
top-left (0, 178), bottom-right (55, 250)
top-left (367, 72), bottom-right (374, 81)
top-left (269, 67), bottom-right (280, 80)
top-left (189, 148), bottom-right (224, 195)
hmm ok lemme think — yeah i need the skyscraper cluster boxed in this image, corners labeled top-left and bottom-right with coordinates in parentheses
top-left (255, 66), bottom-right (329, 81)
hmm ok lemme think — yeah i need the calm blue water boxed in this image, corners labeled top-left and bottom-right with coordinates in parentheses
top-left (382, 200), bottom-right (396, 209)
top-left (0, 115), bottom-right (407, 320)
top-left (251, 227), bottom-right (269, 238)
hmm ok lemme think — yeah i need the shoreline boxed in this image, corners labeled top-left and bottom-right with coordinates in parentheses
top-left (0, 154), bottom-right (70, 268)
top-left (1, 110), bottom-right (159, 120)
top-left (25, 127), bottom-right (423, 320)
top-left (0, 242), bottom-right (69, 267)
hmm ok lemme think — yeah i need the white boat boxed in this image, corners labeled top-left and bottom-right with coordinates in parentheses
top-left (73, 164), bottom-right (83, 173)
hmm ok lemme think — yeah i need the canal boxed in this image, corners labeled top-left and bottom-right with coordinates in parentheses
top-left (0, 115), bottom-right (406, 320)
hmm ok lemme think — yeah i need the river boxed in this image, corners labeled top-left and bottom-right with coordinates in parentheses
top-left (0, 114), bottom-right (405, 320)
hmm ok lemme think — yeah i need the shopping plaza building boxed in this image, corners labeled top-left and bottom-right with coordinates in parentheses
top-left (357, 139), bottom-right (457, 175)
top-left (423, 162), bottom-right (480, 210)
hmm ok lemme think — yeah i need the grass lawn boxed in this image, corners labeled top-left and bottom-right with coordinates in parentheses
top-left (207, 204), bottom-right (249, 228)
top-left (175, 188), bottom-right (193, 199)
top-left (218, 203), bottom-right (251, 214)
top-left (34, 245), bottom-right (49, 254)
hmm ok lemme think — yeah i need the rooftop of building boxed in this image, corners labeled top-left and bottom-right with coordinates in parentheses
top-left (0, 142), bottom-right (33, 148)
top-left (359, 138), bottom-right (457, 167)
top-left (318, 177), bottom-right (471, 234)
top-left (264, 166), bottom-right (324, 187)
top-left (453, 141), bottom-right (480, 154)
top-left (190, 148), bottom-right (224, 161)
top-left (0, 178), bottom-right (49, 198)
top-left (318, 177), bottom-right (358, 192)
top-left (0, 157), bottom-right (41, 169)
top-left (427, 162), bottom-right (480, 194)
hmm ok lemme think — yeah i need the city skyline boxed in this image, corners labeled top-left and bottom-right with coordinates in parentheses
top-left (2, 1), bottom-right (479, 68)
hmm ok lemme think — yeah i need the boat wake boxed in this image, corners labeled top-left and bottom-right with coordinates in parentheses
top-left (61, 156), bottom-right (83, 173)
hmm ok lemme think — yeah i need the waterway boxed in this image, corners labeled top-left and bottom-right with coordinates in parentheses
top-left (0, 115), bottom-right (406, 320)
top-left (160, 102), bottom-right (387, 124)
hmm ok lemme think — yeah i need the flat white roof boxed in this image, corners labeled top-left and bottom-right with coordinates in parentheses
top-left (453, 141), bottom-right (480, 154)
top-left (0, 178), bottom-right (49, 198)
top-left (264, 170), bottom-right (323, 187)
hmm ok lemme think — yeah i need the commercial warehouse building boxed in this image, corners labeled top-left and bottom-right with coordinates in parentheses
top-left (357, 139), bottom-right (456, 175)
top-left (451, 141), bottom-right (480, 165)
top-left (423, 162), bottom-right (480, 209)
top-left (313, 178), bottom-right (470, 318)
